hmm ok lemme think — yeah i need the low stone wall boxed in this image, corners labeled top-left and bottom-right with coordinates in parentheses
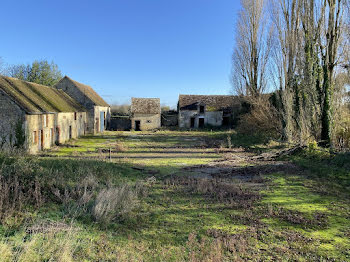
top-left (110, 116), bottom-right (131, 131)
top-left (162, 112), bottom-right (178, 127)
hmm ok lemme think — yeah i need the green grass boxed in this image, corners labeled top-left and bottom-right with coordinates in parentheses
top-left (0, 130), bottom-right (349, 261)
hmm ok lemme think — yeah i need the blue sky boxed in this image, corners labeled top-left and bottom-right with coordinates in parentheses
top-left (0, 0), bottom-right (241, 108)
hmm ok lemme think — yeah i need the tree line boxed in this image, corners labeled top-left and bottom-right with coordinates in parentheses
top-left (232, 0), bottom-right (350, 147)
top-left (0, 58), bottom-right (62, 87)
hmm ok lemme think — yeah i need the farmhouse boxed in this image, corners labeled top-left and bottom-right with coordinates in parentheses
top-left (131, 98), bottom-right (161, 131)
top-left (0, 76), bottom-right (87, 154)
top-left (178, 94), bottom-right (240, 128)
top-left (55, 76), bottom-right (111, 134)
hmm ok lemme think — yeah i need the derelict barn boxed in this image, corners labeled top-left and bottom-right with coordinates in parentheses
top-left (55, 76), bottom-right (111, 134)
top-left (178, 95), bottom-right (240, 129)
top-left (131, 98), bottom-right (161, 131)
top-left (0, 76), bottom-right (87, 154)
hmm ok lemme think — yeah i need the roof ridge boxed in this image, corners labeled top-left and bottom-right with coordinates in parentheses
top-left (0, 76), bottom-right (86, 113)
top-left (63, 76), bottom-right (110, 107)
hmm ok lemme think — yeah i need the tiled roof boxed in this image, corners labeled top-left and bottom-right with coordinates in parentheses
top-left (131, 98), bottom-right (160, 114)
top-left (178, 94), bottom-right (240, 112)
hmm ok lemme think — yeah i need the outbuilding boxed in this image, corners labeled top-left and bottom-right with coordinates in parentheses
top-left (55, 76), bottom-right (111, 134)
top-left (178, 95), bottom-right (240, 129)
top-left (0, 76), bottom-right (87, 153)
top-left (130, 98), bottom-right (161, 131)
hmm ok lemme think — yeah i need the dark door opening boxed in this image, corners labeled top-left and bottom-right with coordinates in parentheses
top-left (223, 117), bottom-right (230, 126)
top-left (69, 126), bottom-right (72, 139)
top-left (198, 118), bottom-right (205, 128)
top-left (190, 117), bottom-right (195, 128)
top-left (135, 121), bottom-right (141, 131)
top-left (55, 127), bottom-right (60, 145)
top-left (40, 130), bottom-right (44, 150)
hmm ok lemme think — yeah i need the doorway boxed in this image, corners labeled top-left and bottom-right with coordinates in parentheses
top-left (69, 126), bottom-right (72, 139)
top-left (39, 130), bottom-right (44, 151)
top-left (100, 112), bottom-right (105, 132)
top-left (135, 120), bottom-right (141, 131)
top-left (55, 127), bottom-right (60, 145)
top-left (198, 118), bottom-right (205, 128)
top-left (190, 117), bottom-right (195, 128)
top-left (223, 117), bottom-right (230, 126)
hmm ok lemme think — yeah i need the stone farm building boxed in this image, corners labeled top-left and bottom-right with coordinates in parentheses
top-left (131, 98), bottom-right (161, 131)
top-left (178, 95), bottom-right (240, 128)
top-left (55, 76), bottom-right (111, 134)
top-left (0, 76), bottom-right (87, 154)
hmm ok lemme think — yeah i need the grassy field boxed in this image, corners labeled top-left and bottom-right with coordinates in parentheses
top-left (0, 130), bottom-right (349, 261)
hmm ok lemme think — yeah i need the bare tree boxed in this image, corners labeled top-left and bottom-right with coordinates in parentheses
top-left (0, 57), bottom-right (5, 75)
top-left (271, 0), bottom-right (303, 141)
top-left (232, 0), bottom-right (273, 97)
top-left (298, 0), bottom-right (326, 140)
top-left (319, 0), bottom-right (346, 145)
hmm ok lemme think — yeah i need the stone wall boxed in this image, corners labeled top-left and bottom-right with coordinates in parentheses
top-left (56, 112), bottom-right (87, 144)
top-left (55, 78), bottom-right (110, 134)
top-left (179, 109), bottom-right (223, 128)
top-left (206, 111), bottom-right (223, 126)
top-left (93, 106), bottom-right (111, 133)
top-left (55, 78), bottom-right (95, 110)
top-left (26, 113), bottom-right (56, 154)
top-left (110, 116), bottom-right (131, 131)
top-left (161, 112), bottom-right (178, 127)
top-left (131, 114), bottom-right (161, 131)
top-left (0, 91), bottom-right (26, 148)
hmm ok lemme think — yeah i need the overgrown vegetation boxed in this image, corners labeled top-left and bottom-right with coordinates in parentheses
top-left (0, 131), bottom-right (348, 261)
top-left (232, 0), bottom-right (350, 148)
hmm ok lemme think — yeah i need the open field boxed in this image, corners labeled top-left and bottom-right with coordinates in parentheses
top-left (0, 130), bottom-right (349, 261)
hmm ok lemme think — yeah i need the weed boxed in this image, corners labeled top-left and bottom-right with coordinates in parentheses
top-left (92, 184), bottom-right (139, 223)
top-left (0, 158), bottom-right (43, 223)
top-left (164, 176), bottom-right (261, 209)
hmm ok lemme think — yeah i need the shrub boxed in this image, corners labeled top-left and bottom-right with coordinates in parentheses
top-left (237, 97), bottom-right (282, 139)
top-left (92, 184), bottom-right (139, 223)
top-left (307, 140), bottom-right (319, 153)
top-left (14, 120), bottom-right (26, 148)
top-left (334, 116), bottom-right (350, 150)
top-left (0, 158), bottom-right (43, 223)
top-left (50, 175), bottom-right (97, 218)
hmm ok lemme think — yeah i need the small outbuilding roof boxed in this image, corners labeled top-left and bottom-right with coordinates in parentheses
top-left (178, 94), bottom-right (240, 112)
top-left (131, 98), bottom-right (160, 114)
top-left (57, 76), bottom-right (110, 107)
top-left (0, 75), bottom-right (86, 113)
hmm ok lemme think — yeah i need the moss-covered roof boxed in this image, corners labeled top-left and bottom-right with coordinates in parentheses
top-left (178, 94), bottom-right (240, 112)
top-left (131, 98), bottom-right (160, 114)
top-left (59, 76), bottom-right (110, 107)
top-left (0, 75), bottom-right (86, 113)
